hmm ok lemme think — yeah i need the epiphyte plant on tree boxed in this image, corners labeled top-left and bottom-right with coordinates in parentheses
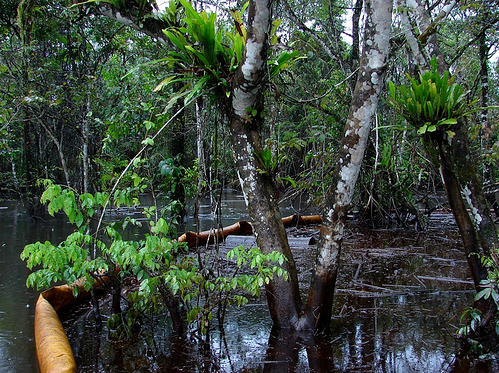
top-left (387, 58), bottom-right (499, 351)
top-left (387, 59), bottom-right (476, 138)
top-left (153, 0), bottom-right (303, 110)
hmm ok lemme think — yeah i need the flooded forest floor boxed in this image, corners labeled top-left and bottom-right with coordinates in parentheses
top-left (62, 210), bottom-right (499, 372)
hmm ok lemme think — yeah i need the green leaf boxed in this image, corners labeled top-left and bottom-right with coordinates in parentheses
top-left (475, 287), bottom-right (491, 301)
top-left (141, 137), bottom-right (154, 146)
top-left (437, 118), bottom-right (457, 126)
top-left (164, 89), bottom-right (190, 112)
top-left (150, 218), bottom-right (170, 235)
top-left (144, 120), bottom-right (155, 130)
top-left (417, 124), bottom-right (427, 135)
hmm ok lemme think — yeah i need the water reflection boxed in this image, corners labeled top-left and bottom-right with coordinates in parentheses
top-left (215, 290), bottom-right (488, 372)
top-left (63, 289), bottom-right (497, 372)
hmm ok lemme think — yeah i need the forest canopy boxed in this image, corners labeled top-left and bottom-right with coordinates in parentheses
top-left (1, 0), bottom-right (498, 215)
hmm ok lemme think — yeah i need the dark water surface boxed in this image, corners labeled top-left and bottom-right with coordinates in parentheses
top-left (0, 200), bottom-right (75, 372)
top-left (1, 192), bottom-right (499, 372)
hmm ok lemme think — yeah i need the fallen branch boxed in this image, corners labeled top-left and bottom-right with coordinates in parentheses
top-left (416, 275), bottom-right (474, 285)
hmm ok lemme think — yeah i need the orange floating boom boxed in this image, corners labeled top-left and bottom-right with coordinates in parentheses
top-left (35, 286), bottom-right (80, 373)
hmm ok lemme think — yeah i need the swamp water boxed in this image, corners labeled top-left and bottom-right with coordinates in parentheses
top-left (1, 191), bottom-right (498, 372)
top-left (0, 201), bottom-right (74, 372)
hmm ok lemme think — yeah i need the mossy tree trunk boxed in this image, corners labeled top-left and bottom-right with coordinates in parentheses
top-left (297, 0), bottom-right (393, 332)
top-left (225, 0), bottom-right (302, 328)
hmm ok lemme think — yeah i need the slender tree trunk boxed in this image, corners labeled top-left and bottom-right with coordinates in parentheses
top-left (227, 0), bottom-right (302, 328)
top-left (82, 96), bottom-right (91, 194)
top-left (110, 275), bottom-right (122, 315)
top-left (479, 28), bottom-right (489, 145)
top-left (23, 121), bottom-right (44, 216)
top-left (478, 1), bottom-right (495, 184)
top-left (399, 4), bottom-right (425, 74)
top-left (434, 133), bottom-right (488, 287)
top-left (10, 153), bottom-right (20, 194)
top-left (169, 82), bottom-right (187, 217)
top-left (298, 0), bottom-right (393, 332)
top-left (449, 123), bottom-right (499, 266)
top-left (157, 282), bottom-right (186, 336)
top-left (350, 0), bottom-right (363, 64)
top-left (38, 119), bottom-right (71, 187)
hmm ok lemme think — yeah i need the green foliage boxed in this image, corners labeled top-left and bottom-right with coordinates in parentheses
top-left (38, 179), bottom-right (110, 226)
top-left (254, 148), bottom-right (281, 176)
top-left (111, 244), bottom-right (289, 336)
top-left (21, 232), bottom-right (108, 294)
top-left (254, 144), bottom-right (299, 187)
top-left (21, 180), bottom-right (134, 294)
top-left (155, 0), bottom-right (303, 110)
top-left (457, 252), bottom-right (499, 352)
top-left (160, 245), bottom-right (288, 335)
top-left (21, 180), bottom-right (290, 338)
top-left (156, 157), bottom-right (200, 226)
top-left (388, 59), bottom-right (475, 137)
top-left (458, 306), bottom-right (485, 353)
top-left (269, 50), bottom-right (305, 79)
top-left (154, 0), bottom-right (238, 105)
top-left (475, 254), bottom-right (499, 307)
top-left (158, 157), bottom-right (190, 198)
top-left (21, 180), bottom-right (161, 291)
top-left (229, 246), bottom-right (288, 283)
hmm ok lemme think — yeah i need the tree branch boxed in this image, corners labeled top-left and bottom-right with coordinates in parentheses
top-left (85, 3), bottom-right (171, 46)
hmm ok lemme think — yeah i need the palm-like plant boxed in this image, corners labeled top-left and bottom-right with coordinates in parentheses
top-left (388, 59), bottom-right (474, 137)
top-left (155, 0), bottom-right (303, 110)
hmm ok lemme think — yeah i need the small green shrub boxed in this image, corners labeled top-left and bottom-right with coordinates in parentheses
top-left (21, 181), bottom-right (289, 339)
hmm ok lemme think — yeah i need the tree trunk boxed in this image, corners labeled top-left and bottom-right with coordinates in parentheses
top-left (157, 282), bottom-right (186, 336)
top-left (82, 96), bottom-right (91, 194)
top-left (38, 119), bottom-right (71, 188)
top-left (478, 0), bottom-right (495, 184)
top-left (404, 0), bottom-right (499, 349)
top-left (350, 0), bottom-right (363, 65)
top-left (226, 0), bottom-right (302, 328)
top-left (433, 132), bottom-right (488, 287)
top-left (298, 0), bottom-right (393, 332)
top-left (228, 116), bottom-right (302, 327)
